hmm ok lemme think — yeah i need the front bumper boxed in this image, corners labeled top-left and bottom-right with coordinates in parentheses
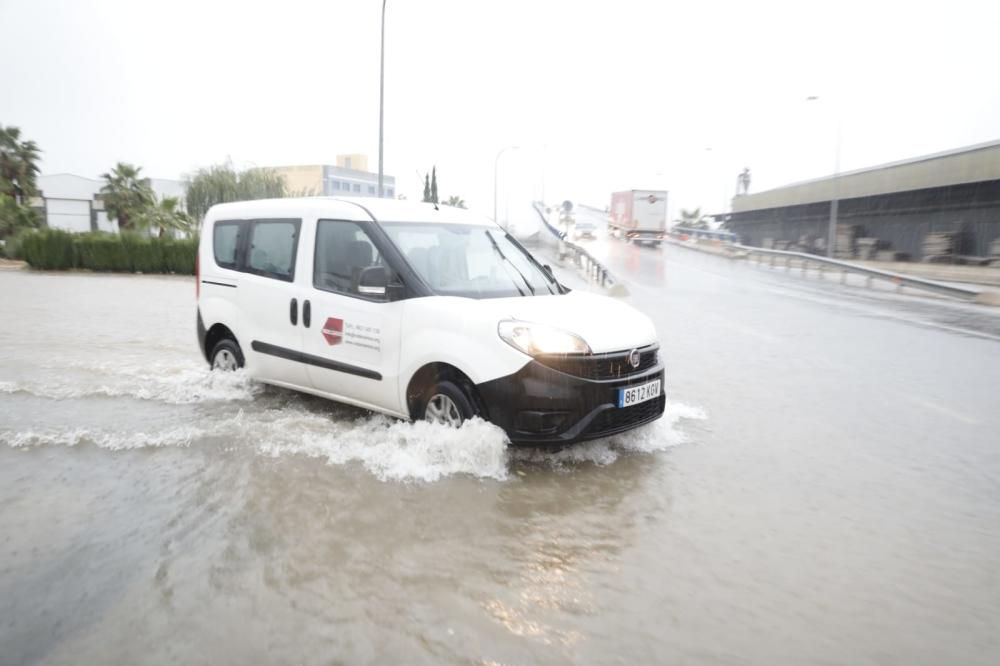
top-left (476, 358), bottom-right (665, 446)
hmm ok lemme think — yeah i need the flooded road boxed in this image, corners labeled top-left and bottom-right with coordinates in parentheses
top-left (2, 256), bottom-right (1000, 665)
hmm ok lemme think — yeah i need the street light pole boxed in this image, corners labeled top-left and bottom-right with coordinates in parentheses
top-left (377, 0), bottom-right (387, 198)
top-left (493, 146), bottom-right (518, 228)
top-left (828, 117), bottom-right (843, 258)
top-left (808, 96), bottom-right (842, 257)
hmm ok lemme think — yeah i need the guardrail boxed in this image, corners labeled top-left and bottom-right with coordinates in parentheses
top-left (730, 242), bottom-right (980, 301)
top-left (671, 226), bottom-right (739, 243)
top-left (531, 202), bottom-right (617, 290)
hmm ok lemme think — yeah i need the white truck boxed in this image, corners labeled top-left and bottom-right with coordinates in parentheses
top-left (609, 190), bottom-right (668, 246)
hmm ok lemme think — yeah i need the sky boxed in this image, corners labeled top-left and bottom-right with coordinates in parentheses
top-left (2, 0), bottom-right (999, 220)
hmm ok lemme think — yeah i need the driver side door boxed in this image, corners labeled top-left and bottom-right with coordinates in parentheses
top-left (301, 219), bottom-right (405, 416)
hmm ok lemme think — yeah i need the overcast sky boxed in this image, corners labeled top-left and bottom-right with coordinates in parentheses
top-left (2, 0), bottom-right (998, 218)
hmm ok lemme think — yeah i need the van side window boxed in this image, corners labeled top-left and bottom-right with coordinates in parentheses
top-left (314, 220), bottom-right (382, 296)
top-left (213, 222), bottom-right (242, 269)
top-left (248, 220), bottom-right (299, 281)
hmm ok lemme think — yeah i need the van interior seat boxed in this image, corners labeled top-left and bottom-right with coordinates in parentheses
top-left (406, 247), bottom-right (430, 283)
top-left (346, 240), bottom-right (373, 291)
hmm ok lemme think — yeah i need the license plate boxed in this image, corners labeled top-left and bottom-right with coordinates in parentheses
top-left (617, 379), bottom-right (661, 408)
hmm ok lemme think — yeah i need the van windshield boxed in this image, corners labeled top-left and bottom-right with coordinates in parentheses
top-left (381, 223), bottom-right (562, 298)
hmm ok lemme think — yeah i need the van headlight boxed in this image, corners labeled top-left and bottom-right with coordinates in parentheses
top-left (498, 320), bottom-right (591, 356)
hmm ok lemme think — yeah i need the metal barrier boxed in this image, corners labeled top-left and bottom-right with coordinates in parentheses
top-left (733, 244), bottom-right (980, 301)
top-left (531, 202), bottom-right (617, 289)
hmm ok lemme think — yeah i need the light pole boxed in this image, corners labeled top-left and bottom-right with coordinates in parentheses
top-left (377, 0), bottom-right (387, 198)
top-left (807, 95), bottom-right (842, 257)
top-left (493, 145), bottom-right (518, 228)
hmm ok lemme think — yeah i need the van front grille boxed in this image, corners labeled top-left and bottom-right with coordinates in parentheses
top-left (537, 346), bottom-right (658, 381)
top-left (584, 394), bottom-right (666, 438)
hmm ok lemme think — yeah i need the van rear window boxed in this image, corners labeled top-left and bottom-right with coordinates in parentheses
top-left (248, 221), bottom-right (298, 280)
top-left (214, 222), bottom-right (241, 269)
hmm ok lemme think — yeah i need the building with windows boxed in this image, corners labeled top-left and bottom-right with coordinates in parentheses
top-left (268, 155), bottom-right (396, 199)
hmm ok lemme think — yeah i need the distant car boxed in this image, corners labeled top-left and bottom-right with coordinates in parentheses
top-left (573, 220), bottom-right (597, 241)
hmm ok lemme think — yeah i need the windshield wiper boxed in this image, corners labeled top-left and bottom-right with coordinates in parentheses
top-left (485, 230), bottom-right (534, 296)
top-left (503, 232), bottom-right (559, 295)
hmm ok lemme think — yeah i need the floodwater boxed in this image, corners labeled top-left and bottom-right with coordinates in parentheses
top-left (2, 255), bottom-right (999, 664)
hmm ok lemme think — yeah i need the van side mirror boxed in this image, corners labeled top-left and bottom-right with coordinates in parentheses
top-left (358, 266), bottom-right (388, 297)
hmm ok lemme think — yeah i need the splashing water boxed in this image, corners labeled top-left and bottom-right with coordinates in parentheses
top-left (0, 361), bottom-right (260, 404)
top-left (1, 391), bottom-right (706, 482)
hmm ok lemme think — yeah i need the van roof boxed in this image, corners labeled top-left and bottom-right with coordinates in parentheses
top-left (205, 196), bottom-right (494, 226)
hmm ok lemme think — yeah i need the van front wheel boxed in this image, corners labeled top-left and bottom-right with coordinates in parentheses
top-left (420, 381), bottom-right (475, 428)
top-left (210, 339), bottom-right (244, 371)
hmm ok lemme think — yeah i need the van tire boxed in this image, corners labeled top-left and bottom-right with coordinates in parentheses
top-left (210, 338), bottom-right (244, 371)
top-left (419, 380), bottom-right (476, 427)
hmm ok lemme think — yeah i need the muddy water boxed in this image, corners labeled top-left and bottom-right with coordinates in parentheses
top-left (1, 269), bottom-right (998, 665)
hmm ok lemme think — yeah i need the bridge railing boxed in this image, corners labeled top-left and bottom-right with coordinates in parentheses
top-left (736, 244), bottom-right (980, 301)
top-left (666, 225), bottom-right (980, 301)
top-left (531, 202), bottom-right (618, 290)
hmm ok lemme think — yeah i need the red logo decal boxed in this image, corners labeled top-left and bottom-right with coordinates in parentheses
top-left (322, 317), bottom-right (343, 346)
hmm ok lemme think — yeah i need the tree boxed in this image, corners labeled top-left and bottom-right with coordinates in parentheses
top-left (0, 124), bottom-right (42, 205)
top-left (422, 174), bottom-right (431, 203)
top-left (100, 162), bottom-right (155, 232)
top-left (0, 125), bottom-right (42, 240)
top-left (677, 207), bottom-right (709, 230)
top-left (0, 193), bottom-right (40, 240)
top-left (430, 166), bottom-right (438, 204)
top-left (184, 162), bottom-right (287, 224)
top-left (134, 196), bottom-right (195, 237)
top-left (442, 195), bottom-right (466, 209)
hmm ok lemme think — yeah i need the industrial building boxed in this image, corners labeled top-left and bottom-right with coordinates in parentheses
top-left (268, 154), bottom-right (396, 199)
top-left (721, 140), bottom-right (1000, 261)
top-left (32, 174), bottom-right (185, 233)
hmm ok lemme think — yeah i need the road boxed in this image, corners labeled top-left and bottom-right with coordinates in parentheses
top-left (1, 216), bottom-right (999, 665)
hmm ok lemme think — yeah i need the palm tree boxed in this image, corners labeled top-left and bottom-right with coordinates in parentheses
top-left (442, 195), bottom-right (466, 209)
top-left (135, 196), bottom-right (194, 237)
top-left (0, 125), bottom-right (42, 204)
top-left (678, 207), bottom-right (709, 230)
top-left (100, 162), bottom-right (154, 232)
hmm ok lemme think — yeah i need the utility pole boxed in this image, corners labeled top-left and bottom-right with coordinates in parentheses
top-left (807, 96), bottom-right (842, 258)
top-left (493, 146), bottom-right (518, 228)
top-left (377, 0), bottom-right (387, 198)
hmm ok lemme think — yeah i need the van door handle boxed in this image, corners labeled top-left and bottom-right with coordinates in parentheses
top-left (303, 300), bottom-right (311, 328)
top-left (289, 298), bottom-right (298, 325)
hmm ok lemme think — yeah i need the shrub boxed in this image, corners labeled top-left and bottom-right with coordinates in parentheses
top-left (161, 236), bottom-right (197, 274)
top-left (20, 230), bottom-right (198, 274)
top-left (74, 233), bottom-right (131, 271)
top-left (122, 232), bottom-right (162, 272)
top-left (3, 228), bottom-right (36, 260)
top-left (21, 229), bottom-right (76, 269)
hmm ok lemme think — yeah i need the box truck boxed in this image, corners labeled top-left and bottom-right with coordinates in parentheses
top-left (609, 190), bottom-right (668, 246)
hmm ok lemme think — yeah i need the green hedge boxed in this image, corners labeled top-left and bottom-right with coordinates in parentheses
top-left (20, 230), bottom-right (198, 274)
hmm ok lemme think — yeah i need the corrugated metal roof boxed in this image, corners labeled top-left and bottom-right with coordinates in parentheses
top-left (730, 139), bottom-right (1000, 213)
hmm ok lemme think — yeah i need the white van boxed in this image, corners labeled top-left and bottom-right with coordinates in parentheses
top-left (196, 198), bottom-right (664, 445)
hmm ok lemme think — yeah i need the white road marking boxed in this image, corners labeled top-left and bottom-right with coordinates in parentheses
top-left (904, 395), bottom-right (981, 426)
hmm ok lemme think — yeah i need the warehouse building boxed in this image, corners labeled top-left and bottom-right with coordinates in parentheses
top-left (720, 140), bottom-right (1000, 261)
top-left (33, 174), bottom-right (186, 233)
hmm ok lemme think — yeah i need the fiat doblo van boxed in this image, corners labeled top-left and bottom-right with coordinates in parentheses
top-left (196, 198), bottom-right (664, 445)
